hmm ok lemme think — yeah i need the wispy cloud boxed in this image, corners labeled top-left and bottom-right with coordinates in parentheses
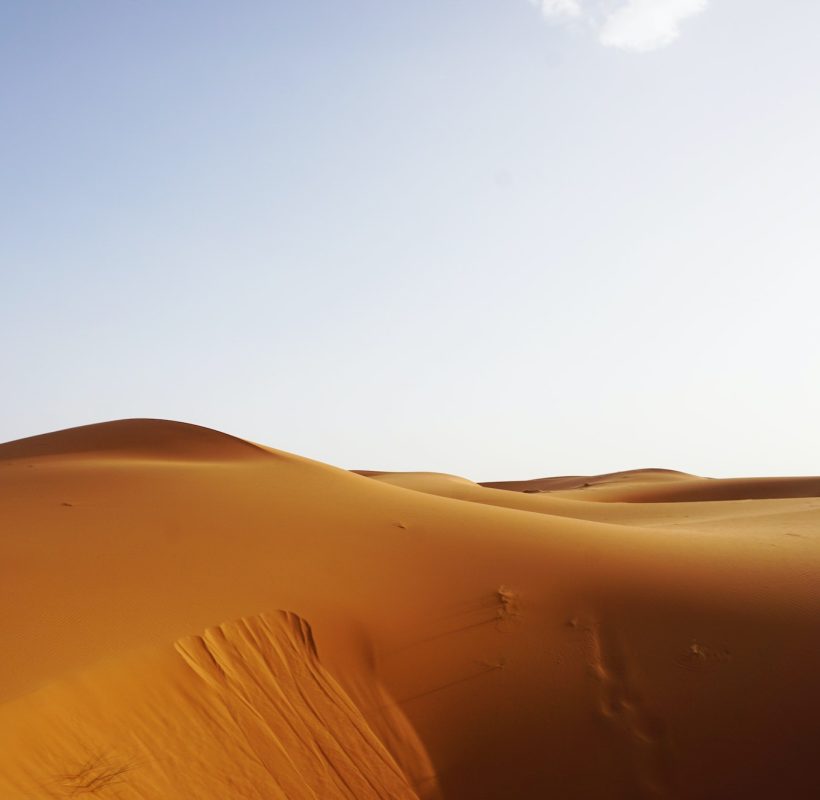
top-left (528, 0), bottom-right (709, 52)
top-left (529, 0), bottom-right (583, 17)
top-left (599, 0), bottom-right (708, 51)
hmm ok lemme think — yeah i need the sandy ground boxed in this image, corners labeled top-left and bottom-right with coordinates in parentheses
top-left (1, 419), bottom-right (818, 798)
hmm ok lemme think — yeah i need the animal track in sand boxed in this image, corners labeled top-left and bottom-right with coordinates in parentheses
top-left (495, 586), bottom-right (522, 632)
top-left (495, 586), bottom-right (520, 619)
top-left (673, 641), bottom-right (731, 672)
top-left (475, 657), bottom-right (507, 672)
top-left (568, 614), bottom-right (673, 797)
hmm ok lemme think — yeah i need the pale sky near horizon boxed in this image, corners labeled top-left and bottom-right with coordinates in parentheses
top-left (2, 1), bottom-right (819, 480)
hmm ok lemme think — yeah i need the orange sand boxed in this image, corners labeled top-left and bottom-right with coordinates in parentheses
top-left (1, 420), bottom-right (819, 798)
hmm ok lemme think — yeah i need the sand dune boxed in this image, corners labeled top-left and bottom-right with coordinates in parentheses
top-left (479, 467), bottom-right (695, 493)
top-left (2, 420), bottom-right (819, 798)
top-left (0, 418), bottom-right (269, 462)
top-left (2, 611), bottom-right (421, 799)
top-left (481, 469), bottom-right (820, 503)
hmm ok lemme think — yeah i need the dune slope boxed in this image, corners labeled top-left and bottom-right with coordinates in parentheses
top-left (2, 420), bottom-right (819, 799)
top-left (1, 611), bottom-right (420, 800)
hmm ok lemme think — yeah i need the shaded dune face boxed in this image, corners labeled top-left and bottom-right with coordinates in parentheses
top-left (2, 420), bottom-right (820, 799)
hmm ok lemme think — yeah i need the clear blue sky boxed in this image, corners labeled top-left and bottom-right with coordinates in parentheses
top-left (2, 1), bottom-right (819, 479)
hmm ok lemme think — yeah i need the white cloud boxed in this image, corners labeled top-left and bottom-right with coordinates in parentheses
top-left (529, 0), bottom-right (582, 18)
top-left (526, 0), bottom-right (708, 52)
top-left (599, 0), bottom-right (708, 51)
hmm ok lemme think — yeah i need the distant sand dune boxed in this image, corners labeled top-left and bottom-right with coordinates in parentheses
top-left (481, 469), bottom-right (820, 502)
top-left (2, 420), bottom-right (819, 798)
top-left (480, 467), bottom-right (695, 493)
top-left (563, 474), bottom-right (820, 503)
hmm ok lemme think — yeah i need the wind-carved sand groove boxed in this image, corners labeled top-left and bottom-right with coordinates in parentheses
top-left (570, 615), bottom-right (674, 798)
top-left (0, 612), bottom-right (425, 800)
top-left (174, 612), bottom-right (420, 800)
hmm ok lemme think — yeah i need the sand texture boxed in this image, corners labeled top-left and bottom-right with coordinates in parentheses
top-left (2, 420), bottom-right (819, 798)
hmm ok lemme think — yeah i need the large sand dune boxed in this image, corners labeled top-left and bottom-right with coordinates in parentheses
top-left (2, 420), bottom-right (819, 798)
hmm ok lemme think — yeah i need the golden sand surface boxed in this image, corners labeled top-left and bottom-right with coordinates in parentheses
top-left (1, 420), bottom-right (818, 798)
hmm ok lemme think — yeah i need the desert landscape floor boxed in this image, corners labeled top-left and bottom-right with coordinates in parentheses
top-left (1, 420), bottom-right (818, 798)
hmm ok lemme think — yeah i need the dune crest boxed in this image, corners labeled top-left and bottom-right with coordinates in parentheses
top-left (0, 418), bottom-right (271, 463)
